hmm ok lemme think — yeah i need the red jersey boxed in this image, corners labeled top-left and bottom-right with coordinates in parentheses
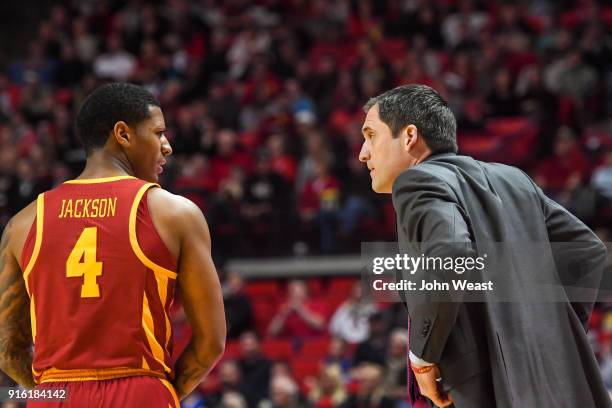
top-left (20, 175), bottom-right (177, 384)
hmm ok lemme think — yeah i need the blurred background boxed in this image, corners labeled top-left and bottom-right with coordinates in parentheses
top-left (0, 0), bottom-right (611, 407)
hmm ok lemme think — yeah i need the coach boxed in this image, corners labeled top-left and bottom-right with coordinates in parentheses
top-left (358, 84), bottom-right (610, 407)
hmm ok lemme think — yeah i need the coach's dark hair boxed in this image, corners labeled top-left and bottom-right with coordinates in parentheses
top-left (363, 84), bottom-right (458, 153)
top-left (75, 82), bottom-right (160, 154)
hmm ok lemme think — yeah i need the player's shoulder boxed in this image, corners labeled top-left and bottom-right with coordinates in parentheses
top-left (147, 186), bottom-right (207, 227)
top-left (9, 199), bottom-right (37, 232)
top-left (147, 186), bottom-right (201, 213)
top-left (4, 199), bottom-right (38, 257)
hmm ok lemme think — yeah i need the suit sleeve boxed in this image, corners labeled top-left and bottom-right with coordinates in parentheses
top-left (536, 186), bottom-right (607, 329)
top-left (392, 169), bottom-right (474, 364)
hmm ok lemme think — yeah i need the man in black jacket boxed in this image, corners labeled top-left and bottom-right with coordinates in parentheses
top-left (358, 84), bottom-right (610, 407)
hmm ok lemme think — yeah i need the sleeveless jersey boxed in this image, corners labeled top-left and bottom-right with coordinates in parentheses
top-left (20, 175), bottom-right (177, 384)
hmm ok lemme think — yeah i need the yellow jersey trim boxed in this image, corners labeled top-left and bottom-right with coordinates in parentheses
top-left (64, 175), bottom-right (136, 184)
top-left (23, 193), bottom-right (44, 296)
top-left (128, 183), bottom-right (177, 279)
top-left (129, 182), bottom-right (176, 373)
top-left (153, 272), bottom-right (172, 349)
top-left (32, 366), bottom-right (42, 378)
top-left (30, 295), bottom-right (36, 343)
top-left (159, 378), bottom-right (180, 408)
top-left (38, 367), bottom-right (165, 383)
top-left (142, 355), bottom-right (150, 370)
top-left (142, 292), bottom-right (171, 372)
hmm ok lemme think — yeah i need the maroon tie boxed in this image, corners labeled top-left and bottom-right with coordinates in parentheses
top-left (407, 317), bottom-right (422, 403)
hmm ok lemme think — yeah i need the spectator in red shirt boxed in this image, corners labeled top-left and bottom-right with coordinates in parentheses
top-left (535, 126), bottom-right (591, 195)
top-left (298, 158), bottom-right (341, 253)
top-left (534, 126), bottom-right (597, 220)
top-left (268, 280), bottom-right (327, 339)
top-left (267, 133), bottom-right (297, 185)
top-left (209, 128), bottom-right (253, 190)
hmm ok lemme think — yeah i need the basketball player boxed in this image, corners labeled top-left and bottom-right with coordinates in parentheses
top-left (0, 83), bottom-right (226, 407)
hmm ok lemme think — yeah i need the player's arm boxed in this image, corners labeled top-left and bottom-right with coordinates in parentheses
top-left (0, 216), bottom-right (36, 388)
top-left (168, 195), bottom-right (226, 399)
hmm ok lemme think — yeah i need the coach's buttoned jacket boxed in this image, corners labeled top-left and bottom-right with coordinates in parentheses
top-left (392, 152), bottom-right (610, 407)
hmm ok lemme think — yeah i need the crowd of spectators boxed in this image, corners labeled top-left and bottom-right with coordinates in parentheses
top-left (0, 0), bottom-right (611, 407)
top-left (178, 275), bottom-right (414, 408)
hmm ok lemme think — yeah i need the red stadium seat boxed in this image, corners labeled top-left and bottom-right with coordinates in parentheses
top-left (291, 359), bottom-right (321, 383)
top-left (223, 340), bottom-right (241, 360)
top-left (252, 299), bottom-right (278, 335)
top-left (486, 117), bottom-right (532, 136)
top-left (244, 280), bottom-right (280, 302)
top-left (299, 337), bottom-right (330, 360)
top-left (307, 278), bottom-right (324, 297)
top-left (458, 134), bottom-right (501, 158)
top-left (261, 338), bottom-right (293, 360)
top-left (325, 277), bottom-right (358, 312)
top-left (327, 277), bottom-right (358, 298)
top-left (325, 295), bottom-right (346, 316)
top-left (459, 118), bottom-right (538, 166)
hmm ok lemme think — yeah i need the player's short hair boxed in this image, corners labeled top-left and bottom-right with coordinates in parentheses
top-left (363, 84), bottom-right (458, 154)
top-left (75, 82), bottom-right (160, 155)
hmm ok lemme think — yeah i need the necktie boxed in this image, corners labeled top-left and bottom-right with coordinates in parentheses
top-left (407, 316), bottom-right (422, 404)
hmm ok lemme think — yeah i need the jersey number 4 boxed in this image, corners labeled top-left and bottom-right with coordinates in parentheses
top-left (66, 227), bottom-right (103, 298)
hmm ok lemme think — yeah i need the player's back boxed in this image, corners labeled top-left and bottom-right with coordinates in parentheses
top-left (21, 175), bottom-right (177, 384)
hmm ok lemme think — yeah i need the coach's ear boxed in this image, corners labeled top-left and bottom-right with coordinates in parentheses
top-left (403, 124), bottom-right (419, 153)
top-left (113, 121), bottom-right (132, 148)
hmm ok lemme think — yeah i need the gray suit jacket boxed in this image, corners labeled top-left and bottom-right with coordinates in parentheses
top-left (392, 152), bottom-right (610, 407)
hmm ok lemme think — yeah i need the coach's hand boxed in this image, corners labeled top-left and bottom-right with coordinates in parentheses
top-left (412, 363), bottom-right (453, 407)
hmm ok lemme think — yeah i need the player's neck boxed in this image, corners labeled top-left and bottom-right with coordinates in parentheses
top-left (76, 150), bottom-right (134, 180)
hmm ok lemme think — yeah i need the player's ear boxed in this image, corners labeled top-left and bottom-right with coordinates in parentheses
top-left (113, 121), bottom-right (132, 148)
top-left (403, 124), bottom-right (418, 152)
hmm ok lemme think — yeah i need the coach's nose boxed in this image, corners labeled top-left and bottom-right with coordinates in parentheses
top-left (161, 135), bottom-right (173, 156)
top-left (359, 141), bottom-right (371, 163)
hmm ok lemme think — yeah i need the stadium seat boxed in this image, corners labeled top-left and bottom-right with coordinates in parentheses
top-left (244, 280), bottom-right (280, 302)
top-left (223, 340), bottom-right (241, 360)
top-left (307, 278), bottom-right (324, 297)
top-left (486, 117), bottom-right (532, 136)
top-left (327, 277), bottom-right (357, 297)
top-left (290, 359), bottom-right (321, 383)
top-left (299, 337), bottom-right (330, 360)
top-left (458, 133), bottom-right (501, 160)
top-left (261, 338), bottom-right (293, 360)
top-left (459, 118), bottom-right (538, 166)
top-left (252, 299), bottom-right (278, 335)
top-left (325, 277), bottom-right (358, 312)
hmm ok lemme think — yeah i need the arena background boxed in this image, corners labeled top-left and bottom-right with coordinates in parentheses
top-left (0, 1), bottom-right (611, 407)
